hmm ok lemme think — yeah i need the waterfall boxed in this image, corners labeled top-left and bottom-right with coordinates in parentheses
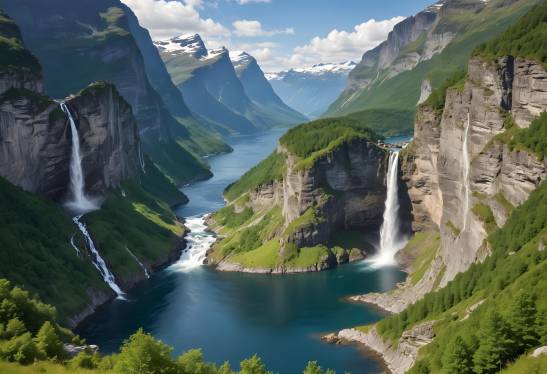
top-left (169, 215), bottom-right (215, 273)
top-left (371, 151), bottom-right (406, 267)
top-left (126, 247), bottom-right (150, 278)
top-left (138, 143), bottom-right (146, 173)
top-left (461, 112), bottom-right (471, 231)
top-left (70, 235), bottom-right (81, 256)
top-left (73, 215), bottom-right (125, 298)
top-left (60, 102), bottom-right (97, 214)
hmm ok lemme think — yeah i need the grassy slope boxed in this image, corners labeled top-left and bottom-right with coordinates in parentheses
top-left (324, 0), bottom-right (538, 133)
top-left (0, 9), bottom-right (41, 75)
top-left (0, 177), bottom-right (108, 321)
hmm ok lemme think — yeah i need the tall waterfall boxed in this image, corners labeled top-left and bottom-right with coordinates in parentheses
top-left (73, 215), bottom-right (125, 298)
top-left (60, 102), bottom-right (97, 214)
top-left (371, 151), bottom-right (406, 267)
top-left (461, 112), bottom-right (471, 231)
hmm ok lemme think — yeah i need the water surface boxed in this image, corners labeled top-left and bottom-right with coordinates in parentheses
top-left (78, 129), bottom-right (407, 374)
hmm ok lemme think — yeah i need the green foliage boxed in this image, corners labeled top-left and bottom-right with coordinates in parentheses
top-left (0, 88), bottom-right (53, 113)
top-left (472, 203), bottom-right (497, 233)
top-left (140, 156), bottom-right (188, 207)
top-left (224, 152), bottom-right (287, 201)
top-left (34, 322), bottom-right (64, 360)
top-left (441, 335), bottom-right (473, 374)
top-left (68, 352), bottom-right (101, 370)
top-left (213, 206), bottom-right (254, 229)
top-left (473, 1), bottom-right (547, 67)
top-left (279, 117), bottom-right (381, 162)
top-left (385, 181), bottom-right (547, 374)
top-left (114, 329), bottom-right (178, 374)
top-left (508, 112), bottom-right (547, 160)
top-left (0, 10), bottom-right (41, 75)
top-left (344, 108), bottom-right (415, 137)
top-left (422, 70), bottom-right (466, 111)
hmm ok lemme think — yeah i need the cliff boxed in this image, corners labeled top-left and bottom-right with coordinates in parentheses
top-left (0, 0), bottom-right (213, 185)
top-left (207, 119), bottom-right (391, 272)
top-left (354, 55), bottom-right (547, 314)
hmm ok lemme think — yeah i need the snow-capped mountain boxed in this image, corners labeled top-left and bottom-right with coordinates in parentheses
top-left (155, 34), bottom-right (305, 135)
top-left (266, 61), bottom-right (355, 118)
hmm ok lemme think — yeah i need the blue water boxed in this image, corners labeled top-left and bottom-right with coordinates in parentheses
top-left (77, 129), bottom-right (407, 374)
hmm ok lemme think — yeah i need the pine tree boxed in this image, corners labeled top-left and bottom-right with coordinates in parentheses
top-left (441, 335), bottom-right (473, 374)
top-left (473, 311), bottom-right (513, 373)
top-left (303, 361), bottom-right (324, 374)
top-left (34, 321), bottom-right (64, 359)
top-left (507, 291), bottom-right (539, 355)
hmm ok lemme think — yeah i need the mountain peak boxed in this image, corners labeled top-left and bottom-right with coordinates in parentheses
top-left (230, 51), bottom-right (256, 69)
top-left (154, 33), bottom-right (207, 58)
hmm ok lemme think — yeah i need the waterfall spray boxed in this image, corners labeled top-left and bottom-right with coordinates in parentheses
top-left (461, 112), bottom-right (471, 231)
top-left (371, 151), bottom-right (406, 267)
top-left (60, 102), bottom-right (97, 214)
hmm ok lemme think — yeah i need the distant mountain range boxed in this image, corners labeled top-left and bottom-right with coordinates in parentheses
top-left (266, 61), bottom-right (356, 119)
top-left (155, 34), bottom-right (306, 135)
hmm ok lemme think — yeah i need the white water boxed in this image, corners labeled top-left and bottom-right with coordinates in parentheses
top-left (126, 247), bottom-right (150, 278)
top-left (70, 235), bottom-right (81, 256)
top-left (138, 143), bottom-right (146, 173)
top-left (168, 215), bottom-right (215, 273)
top-left (461, 112), bottom-right (471, 231)
top-left (60, 102), bottom-right (97, 214)
top-left (73, 215), bottom-right (125, 298)
top-left (370, 151), bottom-right (407, 267)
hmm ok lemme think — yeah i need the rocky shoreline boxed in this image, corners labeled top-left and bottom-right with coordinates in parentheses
top-left (323, 321), bottom-right (435, 374)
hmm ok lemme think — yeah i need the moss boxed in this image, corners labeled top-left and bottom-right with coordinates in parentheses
top-left (405, 232), bottom-right (441, 286)
top-left (0, 88), bottom-right (53, 113)
top-left (472, 202), bottom-right (497, 233)
top-left (495, 192), bottom-right (514, 216)
top-left (283, 206), bottom-right (323, 237)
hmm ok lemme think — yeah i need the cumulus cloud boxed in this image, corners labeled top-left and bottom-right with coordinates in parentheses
top-left (121, 0), bottom-right (229, 40)
top-left (232, 20), bottom-right (294, 37)
top-left (287, 16), bottom-right (405, 69)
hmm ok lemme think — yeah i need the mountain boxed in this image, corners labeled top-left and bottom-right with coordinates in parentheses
top-left (231, 51), bottom-right (308, 125)
top-left (155, 34), bottom-right (303, 135)
top-left (324, 0), bottom-right (541, 136)
top-left (0, 0), bottom-right (218, 185)
top-left (266, 61), bottom-right (356, 119)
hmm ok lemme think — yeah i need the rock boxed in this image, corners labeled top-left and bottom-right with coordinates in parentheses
top-left (349, 248), bottom-right (366, 262)
top-left (63, 343), bottom-right (99, 358)
top-left (531, 346), bottom-right (547, 358)
top-left (322, 333), bottom-right (341, 344)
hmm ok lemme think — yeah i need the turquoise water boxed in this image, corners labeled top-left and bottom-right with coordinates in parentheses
top-left (77, 129), bottom-right (407, 374)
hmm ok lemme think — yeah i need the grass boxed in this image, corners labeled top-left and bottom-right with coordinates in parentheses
top-left (284, 246), bottom-right (330, 269)
top-left (344, 108), bottom-right (415, 137)
top-left (472, 202), bottom-right (498, 234)
top-left (500, 354), bottom-right (547, 374)
top-left (495, 192), bottom-right (514, 216)
top-left (446, 220), bottom-right (461, 236)
top-left (403, 232), bottom-right (441, 286)
top-left (283, 207), bottom-right (323, 236)
top-left (422, 70), bottom-right (467, 111)
top-left (224, 151), bottom-right (286, 201)
top-left (331, 230), bottom-right (368, 250)
top-left (509, 112), bottom-right (547, 160)
top-left (228, 240), bottom-right (282, 269)
top-left (212, 206), bottom-right (254, 229)
top-left (0, 361), bottom-right (111, 374)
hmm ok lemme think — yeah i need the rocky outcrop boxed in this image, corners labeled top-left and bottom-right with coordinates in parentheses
top-left (0, 81), bottom-right (142, 200)
top-left (326, 322), bottom-right (435, 374)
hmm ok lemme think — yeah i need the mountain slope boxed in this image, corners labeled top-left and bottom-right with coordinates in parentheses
top-left (156, 34), bottom-right (302, 135)
top-left (267, 62), bottom-right (355, 119)
top-left (325, 0), bottom-right (540, 135)
top-left (0, 0), bottom-right (212, 185)
top-left (231, 51), bottom-right (307, 125)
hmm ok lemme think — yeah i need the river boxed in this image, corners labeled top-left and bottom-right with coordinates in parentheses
top-left (77, 128), bottom-right (406, 374)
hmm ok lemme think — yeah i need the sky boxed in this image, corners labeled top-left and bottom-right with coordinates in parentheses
top-left (122, 0), bottom-right (435, 72)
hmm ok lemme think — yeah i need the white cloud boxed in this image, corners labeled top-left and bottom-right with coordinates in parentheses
top-left (236, 0), bottom-right (271, 4)
top-left (121, 0), bottom-right (229, 40)
top-left (286, 16), bottom-right (405, 69)
top-left (232, 19), bottom-right (294, 37)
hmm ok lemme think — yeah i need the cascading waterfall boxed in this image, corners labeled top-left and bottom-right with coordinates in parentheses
top-left (371, 151), bottom-right (406, 267)
top-left (73, 215), bottom-right (125, 298)
top-left (60, 102), bottom-right (97, 214)
top-left (461, 111), bottom-right (471, 231)
top-left (138, 143), bottom-right (146, 173)
top-left (70, 235), bottom-right (81, 256)
top-left (169, 215), bottom-right (215, 272)
top-left (126, 247), bottom-right (150, 278)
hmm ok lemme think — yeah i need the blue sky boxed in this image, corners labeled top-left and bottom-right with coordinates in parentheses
top-left (123, 0), bottom-right (435, 71)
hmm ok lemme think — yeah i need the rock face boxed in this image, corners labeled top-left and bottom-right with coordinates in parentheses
top-left (0, 0), bottom-right (210, 185)
top-left (0, 82), bottom-right (142, 201)
top-left (358, 56), bottom-right (547, 314)
top-left (332, 322), bottom-right (435, 374)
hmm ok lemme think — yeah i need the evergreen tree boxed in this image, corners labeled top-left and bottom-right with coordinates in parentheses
top-left (441, 335), bottom-right (473, 374)
top-left (34, 321), bottom-right (64, 359)
top-left (239, 355), bottom-right (272, 374)
top-left (507, 291), bottom-right (539, 355)
top-left (304, 361), bottom-right (324, 374)
top-left (473, 311), bottom-right (513, 374)
top-left (114, 328), bottom-right (178, 374)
